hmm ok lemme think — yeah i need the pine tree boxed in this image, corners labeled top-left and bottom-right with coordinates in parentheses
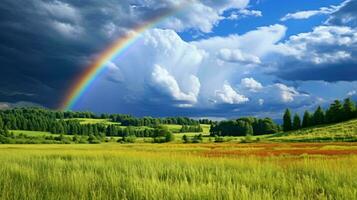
top-left (0, 116), bottom-right (3, 130)
top-left (326, 100), bottom-right (343, 123)
top-left (283, 109), bottom-right (292, 132)
top-left (313, 106), bottom-right (325, 125)
top-left (292, 114), bottom-right (301, 130)
top-left (302, 111), bottom-right (312, 128)
top-left (343, 98), bottom-right (355, 120)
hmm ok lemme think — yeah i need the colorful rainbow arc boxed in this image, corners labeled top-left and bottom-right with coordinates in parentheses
top-left (60, 2), bottom-right (190, 111)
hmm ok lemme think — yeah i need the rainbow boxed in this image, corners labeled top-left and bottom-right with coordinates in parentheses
top-left (60, 2), bottom-right (190, 110)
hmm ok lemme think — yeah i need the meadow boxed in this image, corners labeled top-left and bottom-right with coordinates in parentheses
top-left (0, 143), bottom-right (357, 200)
top-left (1, 109), bottom-right (357, 199)
top-left (265, 119), bottom-right (357, 142)
top-left (64, 118), bottom-right (120, 125)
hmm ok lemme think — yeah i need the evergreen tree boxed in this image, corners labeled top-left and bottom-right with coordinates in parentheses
top-left (313, 106), bottom-right (325, 125)
top-left (292, 114), bottom-right (301, 130)
top-left (326, 100), bottom-right (343, 123)
top-left (343, 98), bottom-right (355, 120)
top-left (283, 109), bottom-right (292, 132)
top-left (0, 116), bottom-right (3, 130)
top-left (302, 111), bottom-right (312, 128)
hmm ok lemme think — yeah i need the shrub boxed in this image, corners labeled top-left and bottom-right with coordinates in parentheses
top-left (164, 132), bottom-right (175, 142)
top-left (182, 135), bottom-right (190, 143)
top-left (214, 136), bottom-right (225, 143)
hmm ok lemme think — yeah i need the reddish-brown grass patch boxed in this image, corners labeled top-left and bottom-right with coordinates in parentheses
top-left (197, 142), bottom-right (357, 157)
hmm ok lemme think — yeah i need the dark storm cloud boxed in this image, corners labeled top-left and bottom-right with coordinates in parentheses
top-left (276, 61), bottom-right (357, 82)
top-left (0, 0), bottom-right (91, 107)
top-left (0, 0), bottom-right (177, 107)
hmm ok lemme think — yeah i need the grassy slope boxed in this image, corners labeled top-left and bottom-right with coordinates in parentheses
top-left (265, 119), bottom-right (357, 142)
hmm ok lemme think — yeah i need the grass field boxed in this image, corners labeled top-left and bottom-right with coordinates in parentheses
top-left (168, 124), bottom-right (210, 133)
top-left (64, 118), bottom-right (120, 125)
top-left (1, 120), bottom-right (356, 199)
top-left (9, 130), bottom-right (58, 137)
top-left (0, 143), bottom-right (357, 199)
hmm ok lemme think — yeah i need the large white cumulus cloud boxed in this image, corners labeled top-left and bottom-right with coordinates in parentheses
top-left (152, 64), bottom-right (200, 105)
top-left (96, 26), bottom-right (315, 116)
top-left (103, 29), bottom-right (205, 108)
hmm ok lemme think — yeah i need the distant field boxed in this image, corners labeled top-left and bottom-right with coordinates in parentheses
top-left (0, 143), bottom-right (357, 199)
top-left (7, 119), bottom-right (357, 144)
top-left (164, 124), bottom-right (182, 133)
top-left (265, 119), bottom-right (357, 142)
top-left (10, 130), bottom-right (58, 137)
top-left (201, 124), bottom-right (211, 133)
top-left (64, 118), bottom-right (120, 125)
top-left (166, 124), bottom-right (210, 134)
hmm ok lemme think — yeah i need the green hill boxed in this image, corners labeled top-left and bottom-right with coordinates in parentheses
top-left (265, 119), bottom-right (357, 142)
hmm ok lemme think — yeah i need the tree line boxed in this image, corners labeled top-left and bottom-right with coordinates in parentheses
top-left (180, 125), bottom-right (203, 133)
top-left (210, 117), bottom-right (280, 136)
top-left (117, 116), bottom-right (201, 126)
top-left (283, 98), bottom-right (356, 132)
top-left (0, 108), bottom-right (171, 137)
top-left (0, 108), bottom-right (179, 144)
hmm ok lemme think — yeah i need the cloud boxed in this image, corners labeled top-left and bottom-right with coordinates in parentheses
top-left (215, 82), bottom-right (249, 104)
top-left (0, 103), bottom-right (10, 110)
top-left (272, 25), bottom-right (357, 81)
top-left (106, 62), bottom-right (124, 83)
top-left (348, 90), bottom-right (356, 96)
top-left (79, 26), bottom-right (296, 116)
top-left (0, 101), bottom-right (43, 110)
top-left (238, 79), bottom-right (313, 106)
top-left (153, 0), bottom-right (250, 33)
top-left (1, 0), bottom-right (355, 119)
top-left (218, 48), bottom-right (261, 64)
top-left (281, 2), bottom-right (343, 21)
top-left (227, 9), bottom-right (262, 20)
top-left (326, 0), bottom-right (357, 26)
top-left (0, 0), bottom-right (250, 106)
top-left (39, 0), bottom-right (81, 23)
top-left (51, 21), bottom-right (83, 37)
top-left (193, 24), bottom-right (286, 59)
top-left (269, 83), bottom-right (298, 103)
top-left (241, 77), bottom-right (263, 91)
top-left (151, 64), bottom-right (200, 105)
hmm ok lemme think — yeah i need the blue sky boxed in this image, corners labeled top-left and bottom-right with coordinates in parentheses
top-left (180, 0), bottom-right (344, 40)
top-left (0, 0), bottom-right (356, 120)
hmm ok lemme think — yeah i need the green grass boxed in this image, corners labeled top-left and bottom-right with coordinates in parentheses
top-left (9, 130), bottom-right (58, 137)
top-left (64, 118), bottom-right (120, 125)
top-left (201, 124), bottom-right (211, 134)
top-left (164, 124), bottom-right (182, 133)
top-left (167, 124), bottom-right (211, 134)
top-left (0, 143), bottom-right (356, 199)
top-left (265, 119), bottom-right (357, 142)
